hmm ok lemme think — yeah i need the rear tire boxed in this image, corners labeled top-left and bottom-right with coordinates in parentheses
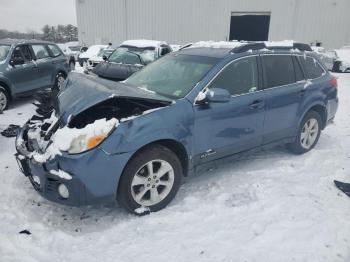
top-left (288, 111), bottom-right (322, 154)
top-left (69, 61), bottom-right (75, 70)
top-left (53, 72), bottom-right (66, 91)
top-left (117, 145), bottom-right (182, 215)
top-left (0, 86), bottom-right (9, 111)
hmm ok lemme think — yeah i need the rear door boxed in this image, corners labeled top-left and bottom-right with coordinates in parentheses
top-left (30, 44), bottom-right (55, 88)
top-left (6, 45), bottom-right (40, 94)
top-left (261, 54), bottom-right (306, 144)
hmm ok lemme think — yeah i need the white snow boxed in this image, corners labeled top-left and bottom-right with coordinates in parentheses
top-left (121, 39), bottom-right (167, 48)
top-left (49, 169), bottom-right (72, 180)
top-left (0, 73), bottom-right (350, 262)
top-left (195, 88), bottom-right (209, 102)
top-left (189, 40), bottom-right (244, 49)
top-left (264, 40), bottom-right (294, 47)
top-left (79, 45), bottom-right (107, 59)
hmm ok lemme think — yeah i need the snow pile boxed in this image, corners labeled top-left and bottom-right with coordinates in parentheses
top-left (189, 40), bottom-right (244, 49)
top-left (264, 40), bottom-right (294, 47)
top-left (121, 39), bottom-right (167, 49)
top-left (335, 49), bottom-right (350, 65)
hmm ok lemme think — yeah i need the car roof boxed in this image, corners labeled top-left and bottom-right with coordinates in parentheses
top-left (0, 38), bottom-right (53, 46)
top-left (177, 47), bottom-right (232, 58)
top-left (177, 40), bottom-right (312, 59)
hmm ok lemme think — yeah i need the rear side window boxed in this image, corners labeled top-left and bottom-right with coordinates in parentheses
top-left (300, 56), bottom-right (324, 79)
top-left (262, 55), bottom-right (295, 88)
top-left (31, 44), bottom-right (50, 59)
top-left (209, 56), bottom-right (258, 96)
top-left (48, 45), bottom-right (62, 57)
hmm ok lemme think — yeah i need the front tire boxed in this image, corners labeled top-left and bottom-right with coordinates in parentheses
top-left (117, 145), bottom-right (182, 215)
top-left (0, 86), bottom-right (9, 111)
top-left (288, 111), bottom-right (322, 154)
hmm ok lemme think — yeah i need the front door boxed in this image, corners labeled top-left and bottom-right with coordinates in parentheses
top-left (193, 56), bottom-right (266, 165)
top-left (6, 45), bottom-right (39, 94)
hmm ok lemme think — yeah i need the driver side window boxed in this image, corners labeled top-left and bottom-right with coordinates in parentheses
top-left (209, 56), bottom-right (258, 96)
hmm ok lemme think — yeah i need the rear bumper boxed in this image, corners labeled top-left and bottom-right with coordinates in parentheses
top-left (15, 126), bottom-right (134, 206)
top-left (326, 97), bottom-right (339, 126)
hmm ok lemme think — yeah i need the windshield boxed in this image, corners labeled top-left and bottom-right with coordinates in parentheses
top-left (108, 46), bottom-right (157, 65)
top-left (0, 45), bottom-right (10, 62)
top-left (97, 48), bottom-right (114, 58)
top-left (125, 54), bottom-right (218, 99)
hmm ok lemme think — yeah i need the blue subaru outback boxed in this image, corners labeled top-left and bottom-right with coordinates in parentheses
top-left (0, 39), bottom-right (70, 110)
top-left (15, 41), bottom-right (338, 215)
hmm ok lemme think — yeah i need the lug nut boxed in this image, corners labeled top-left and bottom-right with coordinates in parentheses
top-left (152, 185), bottom-right (155, 188)
top-left (148, 178), bottom-right (151, 181)
top-left (147, 184), bottom-right (150, 187)
top-left (156, 180), bottom-right (159, 183)
top-left (153, 176), bottom-right (157, 179)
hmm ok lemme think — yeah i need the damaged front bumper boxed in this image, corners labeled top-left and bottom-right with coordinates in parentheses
top-left (15, 120), bottom-right (134, 207)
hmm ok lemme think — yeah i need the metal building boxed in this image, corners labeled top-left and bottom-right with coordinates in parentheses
top-left (76, 0), bottom-right (350, 49)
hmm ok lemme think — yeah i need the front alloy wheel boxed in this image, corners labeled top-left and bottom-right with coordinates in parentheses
top-left (131, 159), bottom-right (175, 206)
top-left (117, 145), bottom-right (182, 215)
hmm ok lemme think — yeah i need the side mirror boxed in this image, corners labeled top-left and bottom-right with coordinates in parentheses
top-left (102, 55), bottom-right (108, 61)
top-left (9, 57), bottom-right (25, 66)
top-left (196, 88), bottom-right (231, 104)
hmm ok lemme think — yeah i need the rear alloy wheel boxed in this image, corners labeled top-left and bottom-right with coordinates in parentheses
top-left (288, 111), bottom-right (322, 154)
top-left (117, 145), bottom-right (182, 215)
top-left (69, 61), bottom-right (75, 70)
top-left (54, 72), bottom-right (66, 91)
top-left (0, 86), bottom-right (9, 111)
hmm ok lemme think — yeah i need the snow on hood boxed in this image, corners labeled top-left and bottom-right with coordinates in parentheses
top-left (79, 45), bottom-right (107, 58)
top-left (121, 39), bottom-right (166, 48)
top-left (31, 118), bottom-right (118, 162)
top-left (189, 41), bottom-right (244, 49)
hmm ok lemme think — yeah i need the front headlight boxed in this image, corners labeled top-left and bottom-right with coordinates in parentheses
top-left (53, 118), bottom-right (118, 154)
top-left (68, 133), bottom-right (109, 154)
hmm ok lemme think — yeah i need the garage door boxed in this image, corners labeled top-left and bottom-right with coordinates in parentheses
top-left (229, 12), bottom-right (271, 41)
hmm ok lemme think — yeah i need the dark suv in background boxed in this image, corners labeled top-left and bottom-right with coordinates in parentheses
top-left (0, 39), bottom-right (70, 110)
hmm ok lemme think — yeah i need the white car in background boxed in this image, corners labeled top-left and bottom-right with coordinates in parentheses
top-left (332, 49), bottom-right (350, 72)
top-left (77, 44), bottom-right (107, 67)
top-left (57, 41), bottom-right (81, 70)
top-left (87, 48), bottom-right (115, 70)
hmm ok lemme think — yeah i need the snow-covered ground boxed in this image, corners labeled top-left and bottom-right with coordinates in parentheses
top-left (0, 72), bottom-right (350, 262)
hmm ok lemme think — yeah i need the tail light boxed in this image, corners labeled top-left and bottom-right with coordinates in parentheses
top-left (330, 77), bottom-right (338, 89)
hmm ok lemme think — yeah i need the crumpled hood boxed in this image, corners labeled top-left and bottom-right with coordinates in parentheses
top-left (57, 72), bottom-right (171, 125)
top-left (92, 62), bottom-right (143, 81)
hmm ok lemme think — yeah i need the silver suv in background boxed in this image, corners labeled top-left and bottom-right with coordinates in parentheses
top-left (0, 39), bottom-right (70, 110)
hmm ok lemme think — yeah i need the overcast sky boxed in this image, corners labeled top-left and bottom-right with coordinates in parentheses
top-left (0, 0), bottom-right (76, 32)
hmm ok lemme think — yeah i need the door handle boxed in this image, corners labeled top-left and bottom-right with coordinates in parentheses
top-left (250, 100), bottom-right (264, 109)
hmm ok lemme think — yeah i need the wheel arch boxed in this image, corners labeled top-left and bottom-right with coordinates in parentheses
top-left (122, 139), bottom-right (190, 179)
top-left (0, 80), bottom-right (12, 100)
top-left (301, 103), bottom-right (327, 130)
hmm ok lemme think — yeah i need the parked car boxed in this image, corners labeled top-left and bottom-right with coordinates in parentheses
top-left (15, 41), bottom-right (338, 215)
top-left (0, 39), bottom-right (70, 110)
top-left (311, 46), bottom-right (335, 71)
top-left (91, 39), bottom-right (172, 81)
top-left (87, 48), bottom-right (115, 70)
top-left (57, 41), bottom-right (81, 70)
top-left (77, 45), bottom-right (107, 67)
top-left (331, 49), bottom-right (350, 72)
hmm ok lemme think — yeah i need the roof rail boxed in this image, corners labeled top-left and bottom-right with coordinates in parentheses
top-left (231, 42), bottom-right (312, 53)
